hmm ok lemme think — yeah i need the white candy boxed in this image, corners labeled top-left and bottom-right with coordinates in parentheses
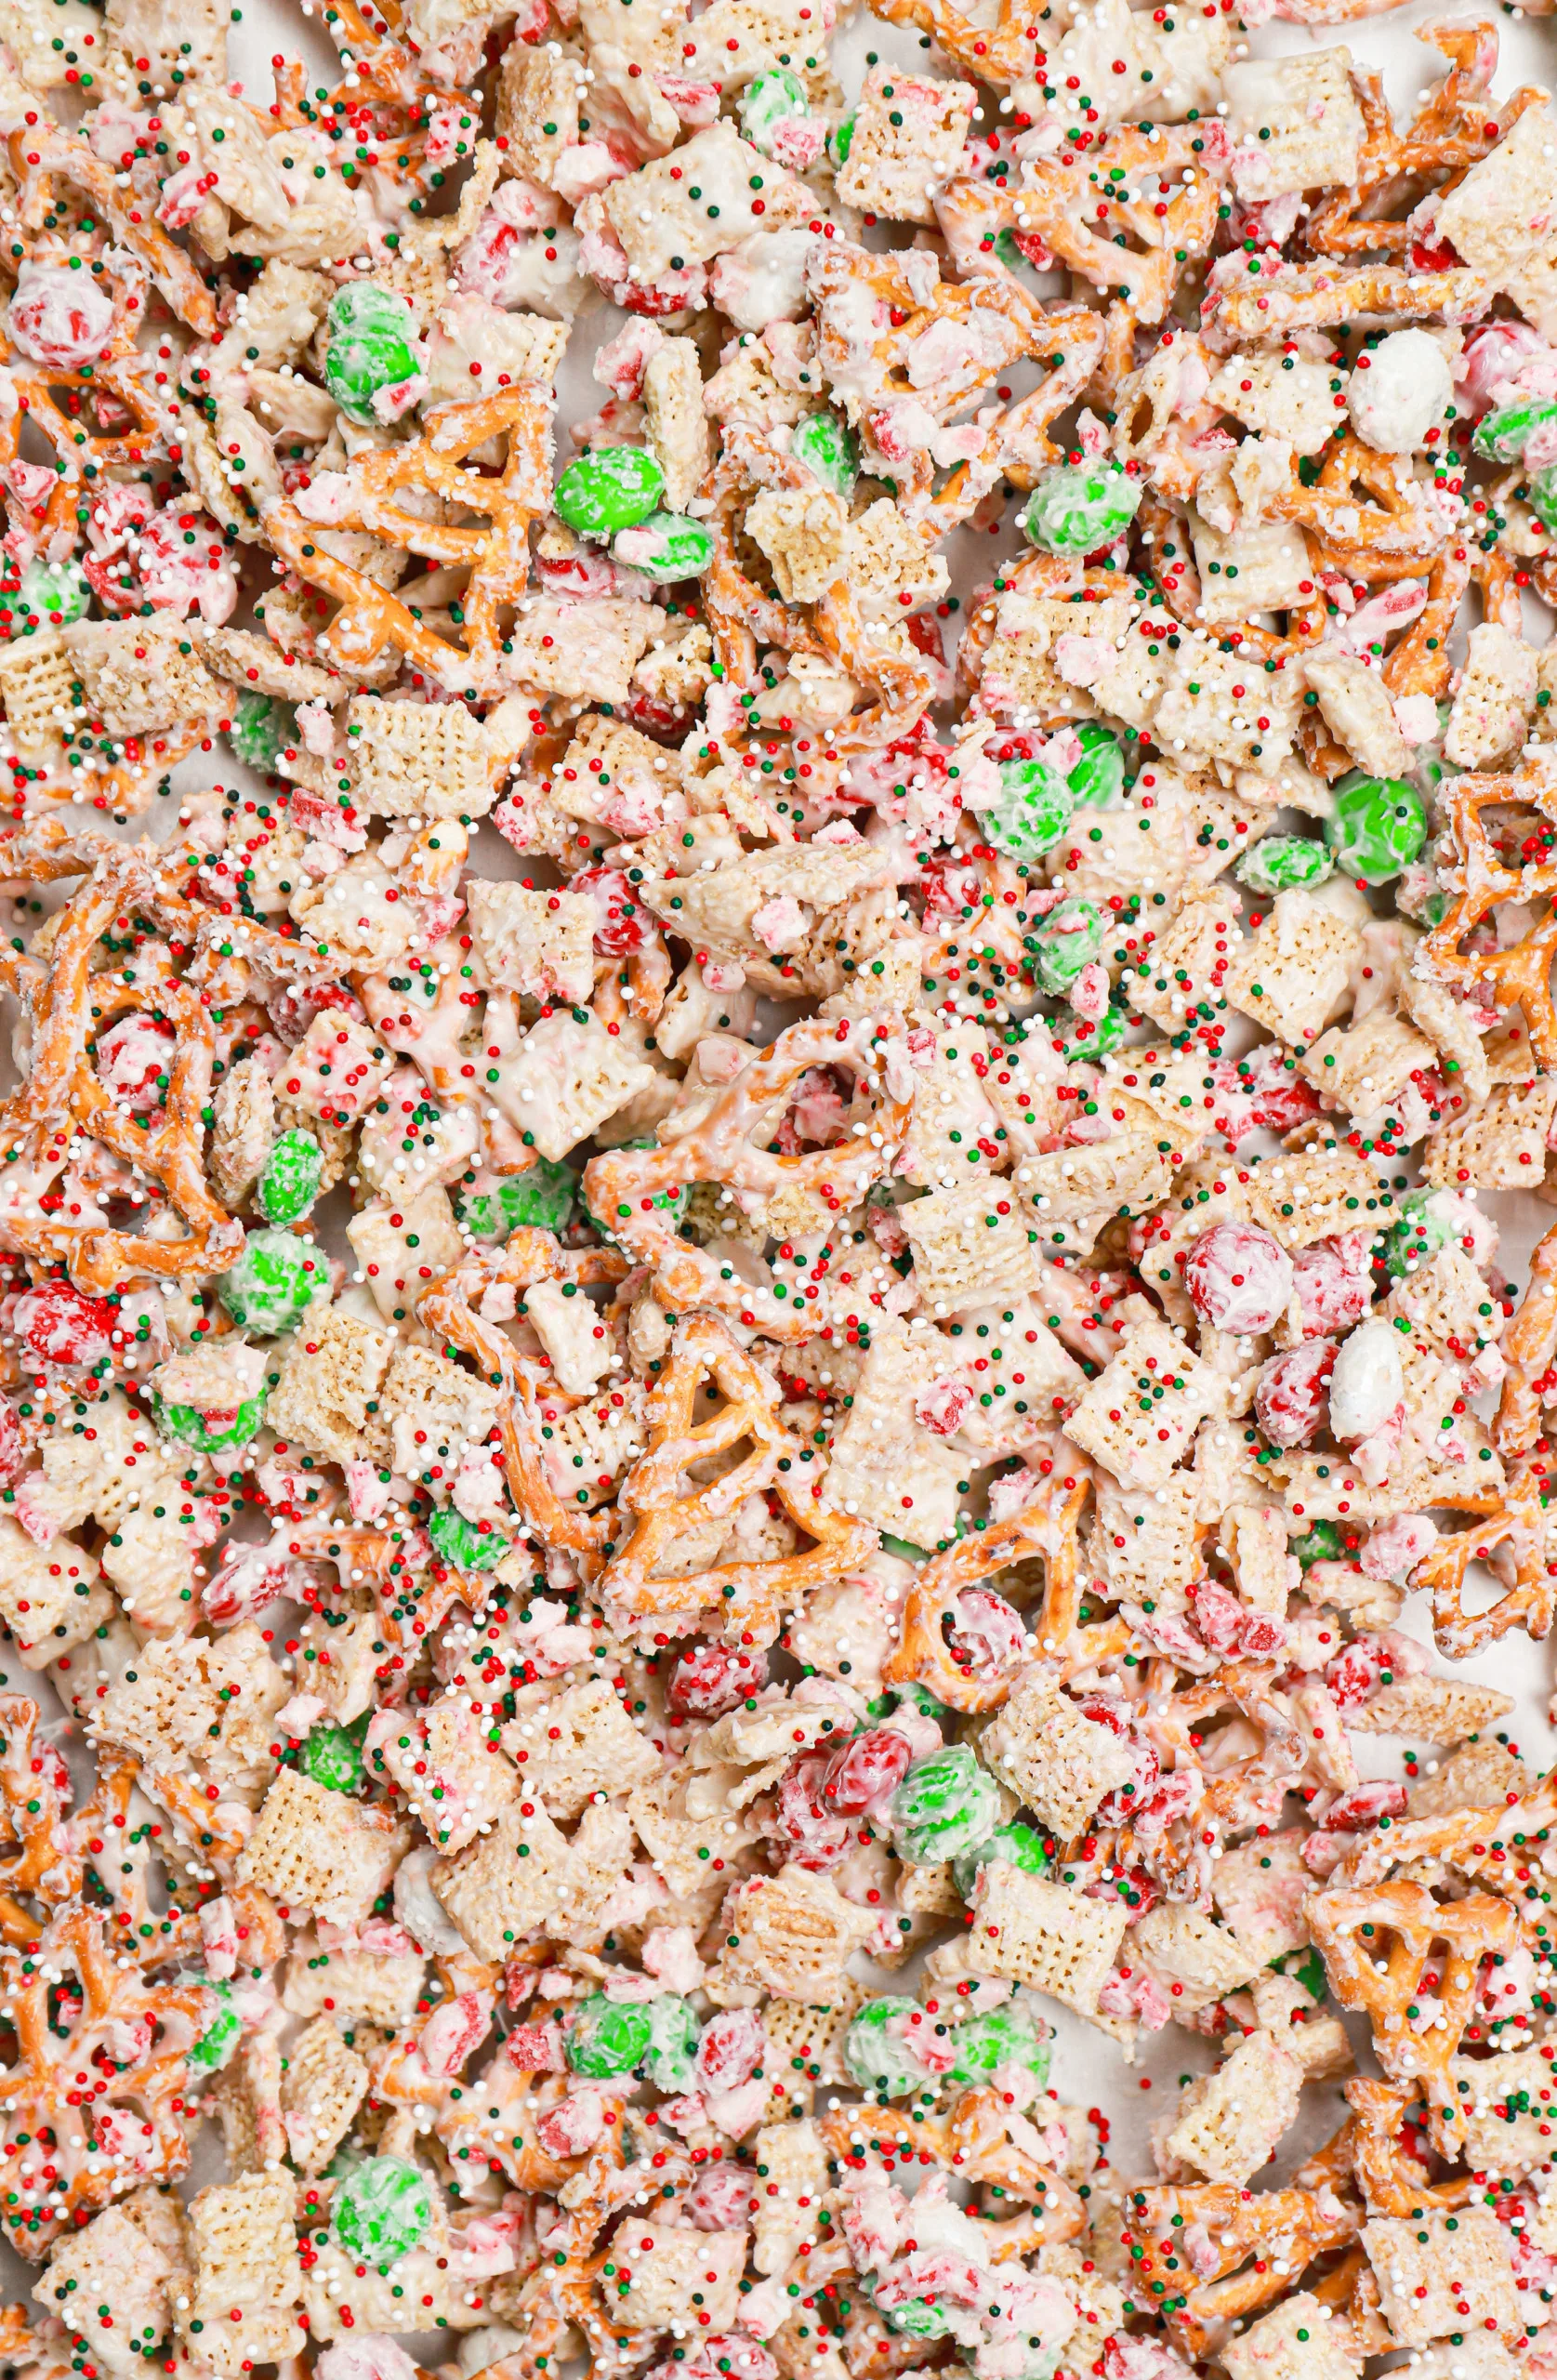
top-left (1327, 1318), bottom-right (1405, 1441)
top-left (1347, 328), bottom-right (1454, 455)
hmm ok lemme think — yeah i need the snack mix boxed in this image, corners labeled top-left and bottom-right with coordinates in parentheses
top-left (13, 0), bottom-right (1557, 2373)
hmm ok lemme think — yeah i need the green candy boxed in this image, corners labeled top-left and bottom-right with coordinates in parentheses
top-left (1473, 398), bottom-right (1557, 463)
top-left (977, 756), bottom-right (1074, 859)
top-left (946, 2004), bottom-right (1051, 2093)
top-left (229, 690), bottom-right (295, 774)
top-left (829, 113), bottom-right (854, 166)
top-left (739, 64), bottom-right (810, 153)
top-left (1380, 1186), bottom-right (1460, 1283)
top-left (155, 1391), bottom-right (265, 1453)
top-left (1273, 1945), bottom-right (1326, 2001)
top-left (428, 1503), bottom-right (510, 1573)
top-left (1057, 1002), bottom-right (1126, 1063)
top-left (218, 1226), bottom-right (323, 1334)
top-left (184, 1977), bottom-right (242, 2076)
top-left (13, 558), bottom-right (88, 631)
top-left (1019, 462), bottom-right (1141, 555)
top-left (869, 2281), bottom-right (948, 2341)
top-left (612, 510), bottom-right (713, 582)
top-left (1235, 835), bottom-right (1334, 896)
top-left (1290, 1518), bottom-right (1344, 1569)
top-left (303, 1719), bottom-right (367, 1793)
top-left (1068, 721), bottom-right (1125, 807)
top-left (1324, 774), bottom-right (1427, 886)
top-left (844, 1996), bottom-right (930, 2098)
top-left (566, 1992), bottom-right (653, 2079)
top-left (1529, 461), bottom-right (1557, 537)
top-left (324, 284), bottom-right (422, 427)
top-left (460, 1162), bottom-right (577, 1240)
top-left (555, 447), bottom-right (665, 539)
top-left (891, 1744), bottom-right (1000, 1865)
top-left (1028, 896), bottom-right (1103, 994)
top-left (792, 412), bottom-right (858, 498)
top-left (950, 1819), bottom-right (1050, 1898)
top-left (333, 2156), bottom-right (432, 2266)
top-left (647, 1997), bottom-right (699, 2093)
top-left (257, 1129), bottom-right (323, 1225)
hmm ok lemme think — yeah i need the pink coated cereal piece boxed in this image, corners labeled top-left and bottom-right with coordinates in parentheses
top-left (667, 1642), bottom-right (769, 1721)
top-left (1290, 1231), bottom-right (1374, 1340)
top-left (1255, 1339), bottom-right (1338, 1448)
top-left (1319, 1778), bottom-right (1407, 1831)
top-left (536, 2092), bottom-right (608, 2157)
top-left (504, 2021), bottom-right (565, 2071)
top-left (695, 2007), bottom-right (764, 2092)
top-left (8, 263), bottom-right (116, 368)
top-left (915, 1376), bottom-right (971, 1436)
top-left (1359, 1512), bottom-right (1439, 1580)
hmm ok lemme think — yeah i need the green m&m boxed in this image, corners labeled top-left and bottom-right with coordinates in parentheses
top-left (739, 64), bottom-right (810, 153)
top-left (1289, 1517), bottom-right (1344, 1569)
top-left (217, 1225), bottom-right (323, 1333)
top-left (155, 1389), bottom-right (266, 1452)
top-left (13, 558), bottom-right (88, 631)
top-left (1324, 774), bottom-right (1427, 885)
top-left (1380, 1186), bottom-right (1461, 1282)
top-left (1472, 398), bottom-right (1557, 462)
top-left (427, 1503), bottom-right (510, 1572)
top-left (647, 1996), bottom-right (699, 2092)
top-left (324, 284), bottom-right (423, 427)
top-left (555, 447), bottom-right (665, 539)
top-left (828, 114), bottom-right (854, 167)
top-left (566, 1992), bottom-right (653, 2079)
top-left (891, 1744), bottom-right (1000, 1864)
top-left (1528, 462), bottom-right (1557, 537)
top-left (977, 755), bottom-right (1074, 859)
top-left (333, 2156), bottom-right (432, 2265)
top-left (1235, 835), bottom-right (1333, 896)
top-left (1019, 461), bottom-right (1141, 555)
top-left (612, 511), bottom-right (713, 581)
top-left (303, 1718), bottom-right (367, 1793)
top-left (946, 2003), bottom-right (1051, 2092)
top-left (1028, 896), bottom-right (1104, 994)
top-left (257, 1129), bottom-right (324, 1225)
top-left (950, 1818), bottom-right (1050, 1898)
top-left (844, 1996), bottom-right (929, 2098)
top-left (460, 1160), bottom-right (577, 1239)
top-left (1057, 1001), bottom-right (1126, 1063)
top-left (792, 412), bottom-right (858, 498)
top-left (229, 691), bottom-right (296, 774)
top-left (184, 1977), bottom-right (242, 2076)
top-left (1068, 721), bottom-right (1124, 807)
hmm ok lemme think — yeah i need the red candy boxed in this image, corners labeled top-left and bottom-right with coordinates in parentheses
top-left (944, 1585), bottom-right (1027, 1679)
top-left (666, 1642), bottom-right (768, 1721)
top-left (695, 2006), bottom-right (764, 2091)
top-left (1319, 1778), bottom-right (1407, 1831)
top-left (1289, 1231), bottom-right (1373, 1341)
top-left (1185, 1220), bottom-right (1294, 1335)
top-left (8, 1284), bottom-right (116, 1368)
top-left (571, 864), bottom-right (649, 955)
top-left (1255, 1339), bottom-right (1338, 1448)
top-left (821, 1725), bottom-right (913, 1816)
top-left (94, 1015), bottom-right (178, 1116)
top-left (772, 1751), bottom-right (851, 1868)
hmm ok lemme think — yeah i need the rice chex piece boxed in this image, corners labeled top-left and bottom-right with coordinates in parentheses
top-left (1363, 2209), bottom-right (1519, 2347)
top-left (1221, 2293), bottom-right (1363, 2380)
top-left (1351, 1673), bottom-right (1515, 1741)
top-left (364, 1692), bottom-right (519, 1854)
top-left (1065, 1318), bottom-right (1224, 1490)
top-left (760, 1983), bottom-right (863, 2117)
top-left (967, 1867), bottom-right (1128, 2018)
top-left (1018, 1132), bottom-right (1175, 1251)
top-left (38, 2207), bottom-right (178, 2380)
top-left (505, 597), bottom-right (658, 703)
top-left (265, 1308), bottom-right (393, 1467)
top-left (835, 67), bottom-right (976, 226)
top-left (627, 1764), bottom-right (761, 1897)
top-left (1223, 49), bottom-right (1366, 200)
top-left (64, 616), bottom-right (223, 735)
top-left (643, 337), bottom-right (712, 512)
top-left (1406, 1740), bottom-right (1525, 1819)
top-left (491, 1011), bottom-right (657, 1160)
top-left (1298, 1009), bottom-right (1438, 1120)
top-left (1222, 890), bottom-right (1365, 1047)
top-left (1205, 353), bottom-right (1338, 455)
top-left (1090, 1473), bottom-right (1205, 1608)
top-left (614, 2225), bottom-right (748, 2331)
top-left (1128, 891), bottom-right (1244, 1032)
top-left (346, 694), bottom-right (496, 819)
top-left (1447, 2047), bottom-right (1555, 2175)
top-left (282, 1932), bottom-right (426, 2027)
top-left (431, 1799), bottom-right (579, 1960)
top-left (93, 1623), bottom-right (287, 1797)
top-left (904, 1180), bottom-right (1046, 1309)
top-left (179, 2173), bottom-right (302, 2376)
top-left (1300, 647), bottom-right (1412, 778)
top-left (515, 1678), bottom-right (660, 1820)
top-left (1153, 634), bottom-right (1301, 774)
top-left (818, 1319), bottom-right (964, 1549)
top-left (717, 1864), bottom-right (877, 2000)
top-left (600, 125), bottom-right (810, 282)
top-left (280, 2016), bottom-right (368, 2174)
top-left (976, 591), bottom-right (1126, 722)
top-left (465, 881), bottom-right (596, 1005)
top-left (1164, 2029), bottom-right (1303, 2185)
top-left (0, 631), bottom-right (76, 760)
top-left (1444, 623), bottom-right (1538, 767)
top-left (1422, 1078), bottom-right (1557, 1188)
top-left (238, 1769), bottom-right (406, 1928)
top-left (1220, 1503), bottom-right (1298, 1614)
top-left (751, 2119), bottom-right (829, 2275)
top-left (1239, 1144), bottom-right (1384, 1248)
top-left (1212, 1829), bottom-right (1312, 1964)
top-left (981, 1673), bottom-right (1135, 1836)
top-left (0, 1518), bottom-right (112, 1669)
top-left (1379, 1243), bottom-right (1500, 1355)
top-left (377, 1342), bottom-right (501, 1478)
top-left (495, 40), bottom-right (582, 180)
top-left (1132, 1904), bottom-right (1263, 2010)
top-left (1435, 99), bottom-right (1557, 286)
top-left (346, 1189), bottom-right (464, 1327)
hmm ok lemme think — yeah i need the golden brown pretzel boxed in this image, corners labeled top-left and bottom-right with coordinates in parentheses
top-left (1125, 2183), bottom-right (1359, 2357)
top-left (1418, 766), bottom-right (1557, 1064)
top-left (7, 125), bottom-right (218, 337)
